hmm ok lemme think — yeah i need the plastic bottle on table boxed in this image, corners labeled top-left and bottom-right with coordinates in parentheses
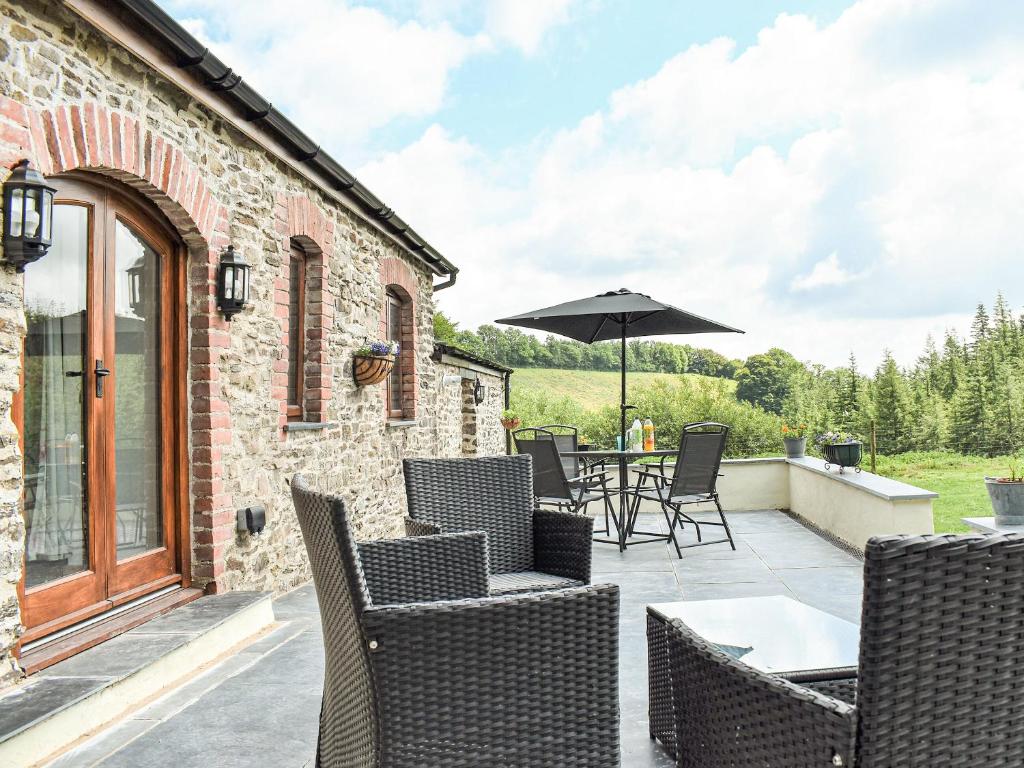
top-left (643, 418), bottom-right (655, 452)
top-left (629, 418), bottom-right (643, 452)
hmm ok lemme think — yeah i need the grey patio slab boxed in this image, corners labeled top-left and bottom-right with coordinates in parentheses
top-left (38, 633), bottom-right (194, 679)
top-left (776, 565), bottom-right (864, 599)
top-left (0, 677), bottom-right (110, 744)
top-left (44, 508), bottom-right (861, 768)
top-left (671, 556), bottom-right (778, 584)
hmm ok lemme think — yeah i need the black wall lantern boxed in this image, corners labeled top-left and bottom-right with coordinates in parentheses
top-left (473, 378), bottom-right (485, 405)
top-left (127, 256), bottom-right (146, 316)
top-left (216, 245), bottom-right (251, 321)
top-left (3, 160), bottom-right (56, 272)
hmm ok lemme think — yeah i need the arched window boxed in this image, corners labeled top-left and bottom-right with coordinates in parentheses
top-left (384, 285), bottom-right (415, 421)
top-left (287, 242), bottom-right (306, 421)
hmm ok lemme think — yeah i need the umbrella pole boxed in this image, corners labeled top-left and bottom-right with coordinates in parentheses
top-left (620, 325), bottom-right (627, 445)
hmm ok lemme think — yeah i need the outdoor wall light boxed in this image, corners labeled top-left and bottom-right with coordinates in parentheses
top-left (216, 244), bottom-right (251, 321)
top-left (474, 378), bottom-right (485, 405)
top-left (127, 256), bottom-right (146, 316)
top-left (2, 159), bottom-right (56, 272)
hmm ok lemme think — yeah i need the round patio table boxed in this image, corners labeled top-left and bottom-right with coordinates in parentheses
top-left (561, 448), bottom-right (675, 551)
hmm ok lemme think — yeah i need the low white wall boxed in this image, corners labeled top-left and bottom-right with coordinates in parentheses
top-left (627, 456), bottom-right (936, 551)
top-left (787, 458), bottom-right (936, 550)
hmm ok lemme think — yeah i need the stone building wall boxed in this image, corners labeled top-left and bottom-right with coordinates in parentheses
top-left (0, 0), bottom-right (505, 682)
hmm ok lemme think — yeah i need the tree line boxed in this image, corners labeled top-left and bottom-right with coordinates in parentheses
top-left (437, 293), bottom-right (1024, 457)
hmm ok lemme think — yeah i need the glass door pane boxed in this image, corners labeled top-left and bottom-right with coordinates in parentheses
top-left (112, 220), bottom-right (162, 559)
top-left (22, 205), bottom-right (89, 588)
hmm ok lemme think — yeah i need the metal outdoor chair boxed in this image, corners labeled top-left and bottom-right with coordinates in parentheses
top-left (513, 427), bottom-right (615, 535)
top-left (627, 422), bottom-right (734, 557)
top-left (664, 533), bottom-right (1024, 767)
top-left (514, 423), bottom-right (583, 479)
top-left (290, 473), bottom-right (621, 768)
top-left (403, 455), bottom-right (594, 595)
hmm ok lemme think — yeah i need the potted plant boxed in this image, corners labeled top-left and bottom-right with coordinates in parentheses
top-left (816, 431), bottom-right (862, 474)
top-left (352, 340), bottom-right (399, 386)
top-left (781, 423), bottom-right (808, 458)
top-left (500, 409), bottom-right (521, 431)
top-left (986, 456), bottom-right (1024, 526)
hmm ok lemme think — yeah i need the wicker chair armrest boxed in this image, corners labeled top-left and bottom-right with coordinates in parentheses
top-left (362, 584), bottom-right (620, 766)
top-left (404, 516), bottom-right (442, 537)
top-left (666, 618), bottom-right (857, 767)
top-left (532, 508), bottom-right (593, 582)
top-left (357, 532), bottom-right (489, 605)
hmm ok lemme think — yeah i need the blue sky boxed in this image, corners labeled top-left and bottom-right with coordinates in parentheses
top-left (165, 0), bottom-right (1024, 369)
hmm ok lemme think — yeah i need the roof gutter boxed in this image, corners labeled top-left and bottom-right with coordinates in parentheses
top-left (105, 0), bottom-right (458, 285)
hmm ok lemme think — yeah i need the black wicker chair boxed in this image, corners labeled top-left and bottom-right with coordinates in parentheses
top-left (403, 454), bottom-right (594, 595)
top-left (665, 533), bottom-right (1024, 767)
top-left (290, 473), bottom-right (621, 768)
top-left (514, 427), bottom-right (615, 534)
top-left (627, 422), bottom-right (734, 557)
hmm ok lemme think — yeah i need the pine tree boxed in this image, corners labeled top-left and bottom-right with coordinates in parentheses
top-left (872, 350), bottom-right (913, 454)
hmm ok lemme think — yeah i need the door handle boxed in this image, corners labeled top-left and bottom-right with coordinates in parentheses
top-left (95, 359), bottom-right (111, 398)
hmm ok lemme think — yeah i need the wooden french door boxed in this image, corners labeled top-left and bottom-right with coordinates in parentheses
top-left (17, 174), bottom-right (186, 639)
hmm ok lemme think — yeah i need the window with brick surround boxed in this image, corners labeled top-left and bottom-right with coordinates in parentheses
top-left (287, 243), bottom-right (307, 421)
top-left (384, 285), bottom-right (415, 420)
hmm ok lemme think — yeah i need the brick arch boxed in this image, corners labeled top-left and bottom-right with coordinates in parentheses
top-left (273, 194), bottom-right (336, 431)
top-left (0, 96), bottom-right (234, 594)
top-left (380, 257), bottom-right (418, 419)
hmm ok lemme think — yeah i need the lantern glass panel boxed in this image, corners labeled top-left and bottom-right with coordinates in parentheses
top-left (223, 264), bottom-right (234, 300)
top-left (9, 188), bottom-right (23, 237)
top-left (232, 269), bottom-right (244, 303)
top-left (42, 189), bottom-right (53, 240)
top-left (24, 191), bottom-right (40, 238)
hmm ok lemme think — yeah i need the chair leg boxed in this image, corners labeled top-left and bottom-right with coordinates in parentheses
top-left (714, 493), bottom-right (736, 550)
top-left (661, 499), bottom-right (683, 558)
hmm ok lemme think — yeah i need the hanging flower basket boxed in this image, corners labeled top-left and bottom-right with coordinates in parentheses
top-left (353, 341), bottom-right (399, 387)
top-left (353, 354), bottom-right (395, 386)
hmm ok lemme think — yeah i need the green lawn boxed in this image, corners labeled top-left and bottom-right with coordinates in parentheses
top-left (872, 452), bottom-right (1011, 533)
top-left (510, 367), bottom-right (733, 411)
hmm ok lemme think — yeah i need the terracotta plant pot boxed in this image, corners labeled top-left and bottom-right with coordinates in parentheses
top-left (783, 437), bottom-right (806, 458)
top-left (353, 354), bottom-right (395, 386)
top-left (985, 477), bottom-right (1024, 526)
top-left (500, 418), bottom-right (521, 431)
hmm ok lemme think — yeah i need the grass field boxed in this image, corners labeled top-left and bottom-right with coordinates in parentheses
top-left (510, 367), bottom-right (734, 411)
top-left (872, 452), bottom-right (1012, 533)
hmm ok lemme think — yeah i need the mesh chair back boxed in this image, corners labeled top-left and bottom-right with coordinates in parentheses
top-left (403, 455), bottom-right (534, 573)
top-left (514, 425), bottom-right (580, 478)
top-left (290, 474), bottom-right (378, 767)
top-left (855, 533), bottom-right (1024, 766)
top-left (514, 432), bottom-right (573, 502)
top-left (668, 422), bottom-right (729, 498)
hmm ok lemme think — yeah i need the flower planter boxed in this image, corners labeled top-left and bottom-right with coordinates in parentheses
top-left (353, 354), bottom-right (395, 386)
top-left (985, 478), bottom-right (1024, 526)
top-left (821, 441), bottom-right (862, 473)
top-left (500, 418), bottom-right (521, 431)
top-left (784, 437), bottom-right (807, 459)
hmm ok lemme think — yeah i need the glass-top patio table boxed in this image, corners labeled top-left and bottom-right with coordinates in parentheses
top-left (561, 448), bottom-right (676, 550)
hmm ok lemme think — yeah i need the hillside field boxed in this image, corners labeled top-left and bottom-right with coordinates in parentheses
top-left (510, 367), bottom-right (734, 411)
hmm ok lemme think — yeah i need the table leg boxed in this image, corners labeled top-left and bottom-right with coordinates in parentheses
top-left (618, 457), bottom-right (628, 551)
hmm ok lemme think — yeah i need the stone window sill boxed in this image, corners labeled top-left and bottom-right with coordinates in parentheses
top-left (386, 419), bottom-right (417, 429)
top-left (283, 421), bottom-right (338, 432)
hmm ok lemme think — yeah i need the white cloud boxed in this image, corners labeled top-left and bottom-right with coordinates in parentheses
top-left (170, 0), bottom-right (490, 154)
top-left (485, 0), bottom-right (575, 56)
top-left (790, 253), bottom-right (865, 291)
top-left (356, 0), bottom-right (1024, 369)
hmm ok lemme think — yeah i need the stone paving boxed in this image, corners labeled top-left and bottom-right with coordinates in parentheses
top-left (46, 510), bottom-right (862, 768)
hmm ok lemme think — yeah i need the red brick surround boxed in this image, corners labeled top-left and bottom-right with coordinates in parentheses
top-left (0, 96), bottom-right (233, 593)
top-left (272, 194), bottom-right (336, 433)
top-left (379, 257), bottom-right (418, 419)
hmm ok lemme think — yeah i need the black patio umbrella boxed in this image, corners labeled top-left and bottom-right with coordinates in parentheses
top-left (496, 289), bottom-right (744, 443)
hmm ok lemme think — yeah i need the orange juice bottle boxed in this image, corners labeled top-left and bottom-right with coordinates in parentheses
top-left (643, 418), bottom-right (655, 451)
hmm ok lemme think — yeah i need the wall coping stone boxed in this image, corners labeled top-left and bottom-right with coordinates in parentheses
top-left (787, 456), bottom-right (938, 502)
top-left (385, 420), bottom-right (418, 429)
